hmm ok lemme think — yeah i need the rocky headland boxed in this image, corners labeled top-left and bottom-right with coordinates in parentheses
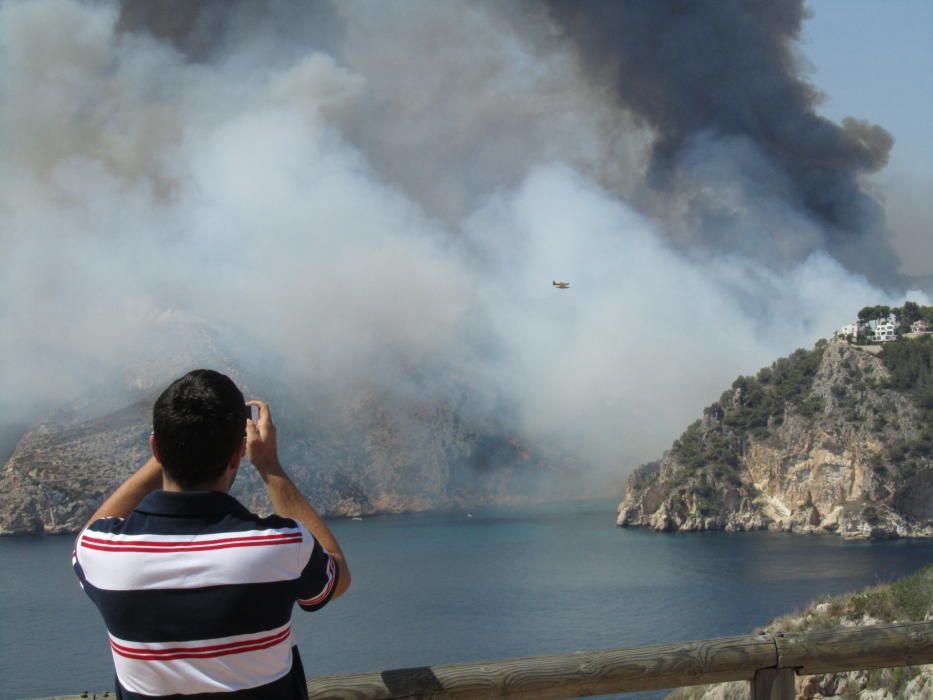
top-left (618, 334), bottom-right (933, 539)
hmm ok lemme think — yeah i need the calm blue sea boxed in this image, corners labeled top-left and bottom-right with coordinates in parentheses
top-left (2, 500), bottom-right (932, 700)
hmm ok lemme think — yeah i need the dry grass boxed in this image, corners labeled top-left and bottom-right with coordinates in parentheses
top-left (667, 565), bottom-right (933, 699)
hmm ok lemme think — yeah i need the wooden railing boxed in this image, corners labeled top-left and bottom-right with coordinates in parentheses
top-left (35, 622), bottom-right (933, 700)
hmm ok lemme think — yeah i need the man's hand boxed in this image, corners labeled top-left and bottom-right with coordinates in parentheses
top-left (245, 399), bottom-right (350, 598)
top-left (245, 400), bottom-right (282, 474)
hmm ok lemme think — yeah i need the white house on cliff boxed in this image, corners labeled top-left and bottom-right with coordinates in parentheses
top-left (868, 314), bottom-right (897, 343)
top-left (835, 323), bottom-right (859, 339)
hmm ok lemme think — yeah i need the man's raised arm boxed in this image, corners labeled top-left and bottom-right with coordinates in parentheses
top-left (81, 456), bottom-right (163, 532)
top-left (246, 400), bottom-right (351, 599)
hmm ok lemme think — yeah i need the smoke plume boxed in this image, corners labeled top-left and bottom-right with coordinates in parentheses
top-left (546, 0), bottom-right (899, 281)
top-left (0, 0), bottom-right (925, 491)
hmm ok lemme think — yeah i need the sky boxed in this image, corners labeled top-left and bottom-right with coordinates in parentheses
top-left (803, 0), bottom-right (933, 276)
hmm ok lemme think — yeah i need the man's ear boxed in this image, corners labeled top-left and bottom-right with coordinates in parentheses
top-left (228, 438), bottom-right (246, 469)
top-left (149, 433), bottom-right (160, 463)
top-left (222, 440), bottom-right (245, 490)
top-left (226, 457), bottom-right (239, 483)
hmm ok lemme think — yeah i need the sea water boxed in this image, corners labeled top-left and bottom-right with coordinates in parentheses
top-left (2, 500), bottom-right (932, 700)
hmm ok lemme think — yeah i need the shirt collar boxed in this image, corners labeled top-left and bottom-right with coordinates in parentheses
top-left (135, 490), bottom-right (252, 518)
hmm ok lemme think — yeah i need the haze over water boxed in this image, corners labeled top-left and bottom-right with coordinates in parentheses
top-left (3, 501), bottom-right (932, 700)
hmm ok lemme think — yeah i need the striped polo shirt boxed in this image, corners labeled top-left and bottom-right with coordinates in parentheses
top-left (72, 490), bottom-right (338, 699)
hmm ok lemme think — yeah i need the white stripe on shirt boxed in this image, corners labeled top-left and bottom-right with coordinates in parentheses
top-left (78, 527), bottom-right (309, 590)
top-left (109, 623), bottom-right (294, 696)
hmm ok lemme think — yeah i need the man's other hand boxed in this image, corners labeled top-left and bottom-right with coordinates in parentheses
top-left (246, 400), bottom-right (282, 474)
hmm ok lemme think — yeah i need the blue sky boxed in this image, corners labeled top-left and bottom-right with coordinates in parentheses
top-left (803, 0), bottom-right (933, 174)
top-left (802, 0), bottom-right (932, 276)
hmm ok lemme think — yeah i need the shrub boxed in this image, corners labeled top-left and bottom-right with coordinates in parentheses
top-left (847, 564), bottom-right (933, 622)
top-left (665, 342), bottom-right (827, 494)
top-left (879, 335), bottom-right (933, 465)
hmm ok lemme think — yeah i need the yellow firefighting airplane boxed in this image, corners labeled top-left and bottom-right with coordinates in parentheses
top-left (552, 280), bottom-right (570, 289)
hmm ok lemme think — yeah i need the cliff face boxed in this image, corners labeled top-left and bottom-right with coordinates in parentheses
top-left (618, 336), bottom-right (933, 539)
top-left (0, 400), bottom-right (152, 535)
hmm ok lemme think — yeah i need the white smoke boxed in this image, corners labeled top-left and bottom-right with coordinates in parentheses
top-left (0, 0), bottom-right (924, 488)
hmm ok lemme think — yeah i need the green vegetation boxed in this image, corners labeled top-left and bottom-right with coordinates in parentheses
top-left (895, 301), bottom-right (933, 333)
top-left (857, 304), bottom-right (893, 323)
top-left (766, 564), bottom-right (933, 630)
top-left (879, 335), bottom-right (933, 466)
top-left (767, 566), bottom-right (933, 650)
top-left (671, 340), bottom-right (827, 474)
top-left (846, 564), bottom-right (933, 623)
top-left (726, 340), bottom-right (827, 435)
top-left (857, 301), bottom-right (933, 325)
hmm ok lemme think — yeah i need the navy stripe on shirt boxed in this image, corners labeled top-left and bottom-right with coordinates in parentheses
top-left (81, 580), bottom-right (298, 642)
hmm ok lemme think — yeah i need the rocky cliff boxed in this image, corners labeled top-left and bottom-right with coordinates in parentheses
top-left (618, 336), bottom-right (933, 539)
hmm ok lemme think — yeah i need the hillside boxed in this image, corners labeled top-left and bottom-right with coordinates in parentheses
top-left (668, 564), bottom-right (933, 699)
top-left (618, 334), bottom-right (933, 539)
top-left (0, 384), bottom-right (551, 535)
top-left (0, 315), bottom-right (554, 535)
top-left (0, 380), bottom-right (548, 535)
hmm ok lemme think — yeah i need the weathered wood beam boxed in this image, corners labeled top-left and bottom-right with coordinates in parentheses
top-left (775, 621), bottom-right (933, 676)
top-left (306, 634), bottom-right (777, 699)
top-left (304, 623), bottom-right (933, 700)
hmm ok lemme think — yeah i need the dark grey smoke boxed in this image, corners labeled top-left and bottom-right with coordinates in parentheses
top-left (117, 0), bottom-right (342, 64)
top-left (545, 0), bottom-right (899, 282)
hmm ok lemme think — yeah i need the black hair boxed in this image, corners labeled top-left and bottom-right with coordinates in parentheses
top-left (152, 369), bottom-right (248, 489)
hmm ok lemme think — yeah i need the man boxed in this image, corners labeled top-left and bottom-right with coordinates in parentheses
top-left (73, 369), bottom-right (350, 699)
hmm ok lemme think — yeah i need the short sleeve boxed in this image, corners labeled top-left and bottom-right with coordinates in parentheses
top-left (295, 526), bottom-right (339, 612)
top-left (72, 517), bottom-right (123, 593)
top-left (72, 534), bottom-right (86, 589)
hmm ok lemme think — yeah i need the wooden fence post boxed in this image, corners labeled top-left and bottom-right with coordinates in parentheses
top-left (750, 668), bottom-right (795, 700)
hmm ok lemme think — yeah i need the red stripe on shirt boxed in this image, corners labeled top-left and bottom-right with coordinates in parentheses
top-left (110, 627), bottom-right (291, 661)
top-left (81, 533), bottom-right (301, 553)
top-left (82, 532), bottom-right (302, 548)
top-left (81, 540), bottom-right (301, 553)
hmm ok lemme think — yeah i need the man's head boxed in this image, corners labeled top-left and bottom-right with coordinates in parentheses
top-left (152, 369), bottom-right (248, 490)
